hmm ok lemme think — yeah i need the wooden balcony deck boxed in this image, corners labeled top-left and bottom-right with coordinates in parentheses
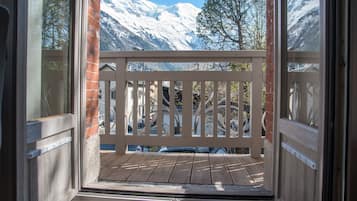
top-left (94, 151), bottom-right (265, 195)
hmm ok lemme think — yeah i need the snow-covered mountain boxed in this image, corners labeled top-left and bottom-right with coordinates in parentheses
top-left (100, 0), bottom-right (320, 52)
top-left (100, 0), bottom-right (203, 51)
top-left (287, 0), bottom-right (320, 51)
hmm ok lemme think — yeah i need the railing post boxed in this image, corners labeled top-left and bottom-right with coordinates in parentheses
top-left (133, 81), bottom-right (138, 135)
top-left (226, 81), bottom-right (231, 138)
top-left (169, 81), bottom-right (175, 136)
top-left (213, 81), bottom-right (218, 138)
top-left (115, 58), bottom-right (127, 154)
top-left (251, 58), bottom-right (263, 158)
top-left (157, 81), bottom-right (163, 136)
top-left (145, 81), bottom-right (151, 135)
top-left (200, 81), bottom-right (206, 138)
top-left (105, 81), bottom-right (111, 136)
top-left (183, 81), bottom-right (192, 139)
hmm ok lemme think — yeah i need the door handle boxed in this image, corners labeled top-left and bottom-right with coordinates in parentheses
top-left (0, 5), bottom-right (9, 151)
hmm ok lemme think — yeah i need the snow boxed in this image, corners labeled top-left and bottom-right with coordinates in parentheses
top-left (100, 0), bottom-right (319, 52)
top-left (287, 0), bottom-right (320, 51)
top-left (100, 0), bottom-right (202, 50)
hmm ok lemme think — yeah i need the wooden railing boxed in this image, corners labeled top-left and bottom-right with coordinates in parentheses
top-left (99, 51), bottom-right (266, 157)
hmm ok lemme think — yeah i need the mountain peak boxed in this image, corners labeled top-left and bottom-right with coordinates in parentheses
top-left (100, 0), bottom-right (202, 50)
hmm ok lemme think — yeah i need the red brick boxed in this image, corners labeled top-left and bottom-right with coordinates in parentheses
top-left (87, 62), bottom-right (99, 72)
top-left (86, 89), bottom-right (99, 99)
top-left (85, 0), bottom-right (101, 138)
top-left (86, 123), bottom-right (99, 138)
top-left (265, 0), bottom-right (274, 143)
top-left (86, 98), bottom-right (98, 107)
top-left (87, 37), bottom-right (100, 63)
top-left (89, 6), bottom-right (101, 20)
top-left (86, 81), bottom-right (99, 90)
top-left (86, 113), bottom-right (99, 126)
top-left (89, 0), bottom-right (100, 13)
top-left (88, 15), bottom-right (100, 33)
top-left (86, 70), bottom-right (99, 81)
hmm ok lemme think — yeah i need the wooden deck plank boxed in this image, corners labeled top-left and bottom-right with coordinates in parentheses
top-left (100, 152), bottom-right (117, 168)
top-left (99, 153), bottom-right (133, 179)
top-left (209, 154), bottom-right (233, 185)
top-left (241, 156), bottom-right (264, 186)
top-left (224, 155), bottom-right (253, 185)
top-left (147, 154), bottom-right (177, 183)
top-left (190, 153), bottom-right (211, 185)
top-left (98, 152), bottom-right (265, 187)
top-left (107, 153), bottom-right (146, 182)
top-left (127, 154), bottom-right (161, 182)
top-left (168, 154), bottom-right (194, 184)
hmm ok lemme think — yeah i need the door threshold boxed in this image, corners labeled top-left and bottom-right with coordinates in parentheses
top-left (81, 181), bottom-right (273, 200)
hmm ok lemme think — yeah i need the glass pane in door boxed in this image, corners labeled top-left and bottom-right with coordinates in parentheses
top-left (26, 0), bottom-right (72, 120)
top-left (285, 0), bottom-right (320, 127)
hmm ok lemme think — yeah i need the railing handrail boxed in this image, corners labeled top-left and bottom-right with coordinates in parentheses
top-left (100, 50), bottom-right (266, 62)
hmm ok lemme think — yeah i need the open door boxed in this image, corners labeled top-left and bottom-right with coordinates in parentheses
top-left (24, 0), bottom-right (82, 200)
top-left (275, 0), bottom-right (326, 200)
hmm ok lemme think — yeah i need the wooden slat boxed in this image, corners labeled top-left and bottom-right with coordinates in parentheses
top-left (213, 81), bottom-right (218, 138)
top-left (287, 72), bottom-right (319, 84)
top-left (279, 118), bottom-right (319, 152)
top-left (238, 82), bottom-right (244, 137)
top-left (105, 81), bottom-right (111, 136)
top-left (191, 153), bottom-right (211, 184)
top-left (287, 51), bottom-right (320, 63)
top-left (145, 81), bottom-right (150, 135)
top-left (224, 155), bottom-right (253, 185)
top-left (115, 59), bottom-right (127, 154)
top-left (299, 82), bottom-right (308, 125)
top-left (157, 81), bottom-right (163, 136)
top-left (210, 154), bottom-right (233, 185)
top-left (26, 114), bottom-right (75, 143)
top-left (169, 81), bottom-right (175, 136)
top-left (183, 81), bottom-right (192, 138)
top-left (100, 50), bottom-right (266, 62)
top-left (226, 81), bottom-right (231, 138)
top-left (132, 81), bottom-right (138, 135)
top-left (200, 81), bottom-right (205, 138)
top-left (250, 58), bottom-right (263, 158)
top-left (169, 154), bottom-right (194, 184)
top-left (147, 154), bottom-right (177, 183)
top-left (296, 154), bottom-right (304, 201)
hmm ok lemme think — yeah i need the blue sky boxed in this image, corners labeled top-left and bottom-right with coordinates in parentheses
top-left (150, 0), bottom-right (205, 8)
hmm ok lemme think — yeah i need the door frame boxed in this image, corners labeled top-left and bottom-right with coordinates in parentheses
top-left (273, 0), bottom-right (333, 200)
top-left (0, 0), bottom-right (26, 200)
top-left (14, 0), bottom-right (85, 200)
top-left (346, 0), bottom-right (357, 200)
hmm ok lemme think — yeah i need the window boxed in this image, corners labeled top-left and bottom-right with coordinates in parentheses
top-left (283, 0), bottom-right (320, 127)
top-left (26, 0), bottom-right (73, 120)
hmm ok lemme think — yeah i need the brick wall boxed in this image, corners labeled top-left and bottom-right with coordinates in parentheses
top-left (265, 0), bottom-right (274, 143)
top-left (85, 0), bottom-right (100, 138)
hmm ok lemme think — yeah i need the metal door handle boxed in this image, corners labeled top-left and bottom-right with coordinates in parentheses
top-left (0, 5), bottom-right (9, 151)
